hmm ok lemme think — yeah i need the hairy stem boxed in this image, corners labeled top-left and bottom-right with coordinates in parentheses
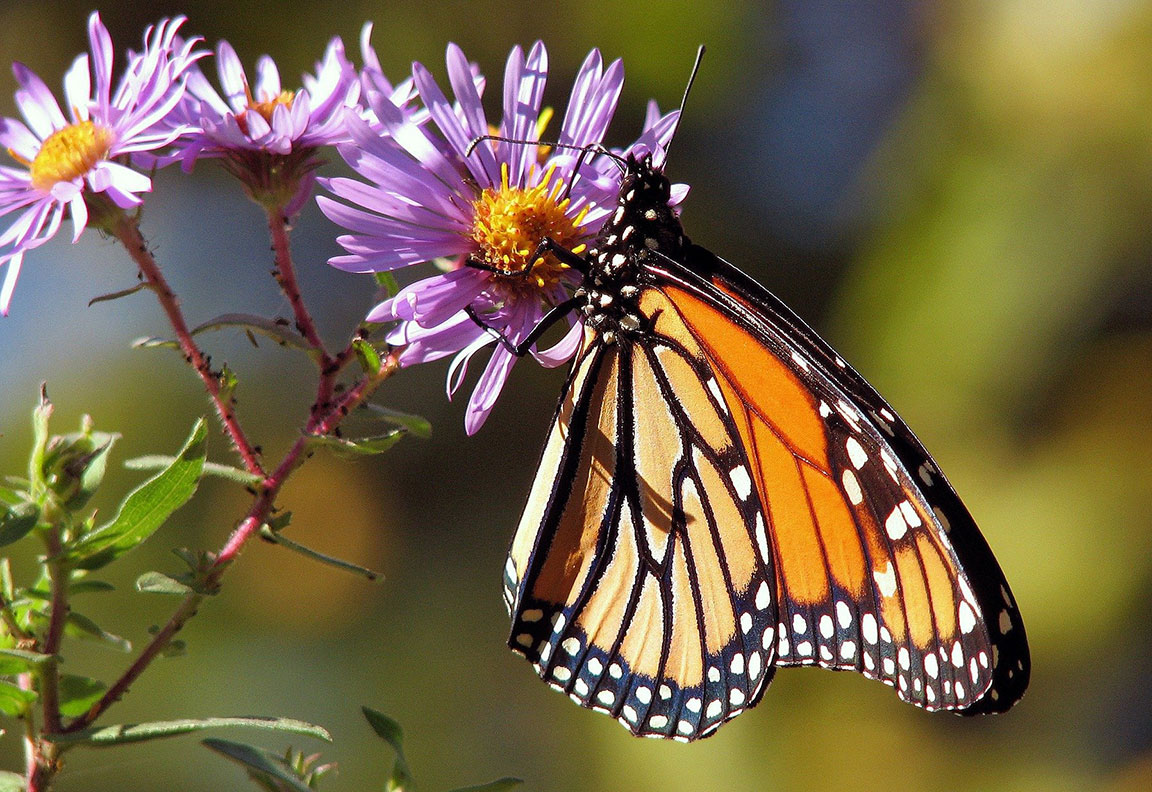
top-left (113, 217), bottom-right (265, 478)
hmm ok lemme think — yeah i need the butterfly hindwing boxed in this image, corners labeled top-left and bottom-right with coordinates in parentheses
top-left (506, 317), bottom-right (779, 740)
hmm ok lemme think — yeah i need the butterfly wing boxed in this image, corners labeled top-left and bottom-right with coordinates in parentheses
top-left (655, 242), bottom-right (1029, 714)
top-left (505, 320), bottom-right (780, 741)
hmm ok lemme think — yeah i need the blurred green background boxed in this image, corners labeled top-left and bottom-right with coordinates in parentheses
top-left (2, 1), bottom-right (1151, 790)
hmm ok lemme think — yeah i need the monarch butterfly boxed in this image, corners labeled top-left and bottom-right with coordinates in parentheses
top-left (487, 63), bottom-right (1029, 743)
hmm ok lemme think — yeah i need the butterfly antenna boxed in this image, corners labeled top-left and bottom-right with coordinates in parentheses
top-left (662, 45), bottom-right (706, 164)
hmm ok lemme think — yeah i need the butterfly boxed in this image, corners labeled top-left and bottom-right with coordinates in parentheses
top-left (483, 66), bottom-right (1028, 744)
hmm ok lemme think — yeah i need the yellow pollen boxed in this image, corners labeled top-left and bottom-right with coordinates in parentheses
top-left (248, 90), bottom-right (296, 124)
top-left (471, 163), bottom-right (588, 298)
top-left (28, 120), bottom-right (113, 191)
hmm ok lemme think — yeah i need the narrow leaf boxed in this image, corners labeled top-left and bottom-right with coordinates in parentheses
top-left (363, 404), bottom-right (432, 439)
top-left (67, 580), bottom-right (115, 595)
top-left (354, 338), bottom-right (382, 375)
top-left (0, 771), bottom-right (26, 792)
top-left (124, 456), bottom-right (262, 486)
top-left (65, 432), bottom-right (118, 510)
top-left (202, 739), bottom-right (315, 792)
top-left (362, 707), bottom-right (413, 789)
top-left (69, 419), bottom-right (207, 570)
top-left (190, 313), bottom-right (313, 352)
top-left (260, 527), bottom-right (382, 581)
top-left (51, 716), bottom-right (332, 746)
top-left (373, 270), bottom-right (400, 297)
top-left (135, 571), bottom-right (192, 595)
top-left (57, 674), bottom-right (107, 717)
top-left (0, 680), bottom-right (37, 716)
top-left (131, 336), bottom-right (181, 350)
top-left (88, 282), bottom-right (150, 306)
top-left (308, 429), bottom-right (405, 458)
top-left (65, 612), bottom-right (131, 652)
top-left (0, 648), bottom-right (49, 674)
top-left (0, 502), bottom-right (39, 547)
top-left (449, 779), bottom-right (524, 792)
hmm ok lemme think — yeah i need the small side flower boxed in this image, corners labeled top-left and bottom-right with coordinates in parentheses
top-left (163, 33), bottom-right (361, 211)
top-left (320, 43), bottom-right (680, 433)
top-left (0, 13), bottom-right (202, 315)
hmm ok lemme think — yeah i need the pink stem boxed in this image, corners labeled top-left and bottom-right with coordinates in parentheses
top-left (114, 219), bottom-right (265, 478)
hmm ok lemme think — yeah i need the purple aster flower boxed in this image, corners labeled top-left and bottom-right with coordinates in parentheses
top-left (319, 42), bottom-right (681, 434)
top-left (160, 32), bottom-right (360, 210)
top-left (0, 13), bottom-right (202, 315)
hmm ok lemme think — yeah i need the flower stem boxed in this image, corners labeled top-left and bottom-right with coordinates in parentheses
top-left (38, 530), bottom-right (68, 736)
top-left (267, 209), bottom-right (331, 364)
top-left (59, 350), bottom-right (403, 735)
top-left (113, 217), bottom-right (265, 478)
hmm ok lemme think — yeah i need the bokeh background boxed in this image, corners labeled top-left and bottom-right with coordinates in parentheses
top-left (2, 1), bottom-right (1151, 790)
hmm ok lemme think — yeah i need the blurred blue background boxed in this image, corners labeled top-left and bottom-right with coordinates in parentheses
top-left (2, 1), bottom-right (1151, 790)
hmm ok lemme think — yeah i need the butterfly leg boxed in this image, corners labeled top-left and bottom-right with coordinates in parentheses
top-left (465, 296), bottom-right (582, 357)
top-left (466, 237), bottom-right (590, 278)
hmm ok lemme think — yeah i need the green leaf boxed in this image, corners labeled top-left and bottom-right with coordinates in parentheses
top-left (57, 674), bottom-right (107, 717)
top-left (362, 707), bottom-right (413, 791)
top-left (190, 313), bottom-right (314, 352)
top-left (202, 739), bottom-right (315, 792)
top-left (0, 680), bottom-right (37, 716)
top-left (0, 770), bottom-right (26, 792)
top-left (69, 419), bottom-right (207, 570)
top-left (363, 404), bottom-right (432, 439)
top-left (354, 338), bottom-right (382, 375)
top-left (0, 502), bottom-right (39, 547)
top-left (88, 282), bottom-right (151, 306)
top-left (0, 648), bottom-right (49, 674)
top-left (65, 612), bottom-right (131, 652)
top-left (67, 580), bottom-right (115, 596)
top-left (307, 429), bottom-right (405, 458)
top-left (62, 431), bottom-right (118, 510)
top-left (30, 387), bottom-right (52, 490)
top-left (135, 571), bottom-right (192, 595)
top-left (131, 336), bottom-right (181, 350)
top-left (259, 527), bottom-right (383, 582)
top-left (124, 456), bottom-right (262, 487)
top-left (373, 270), bottom-right (400, 297)
top-left (448, 779), bottom-right (524, 792)
top-left (51, 716), bottom-right (332, 746)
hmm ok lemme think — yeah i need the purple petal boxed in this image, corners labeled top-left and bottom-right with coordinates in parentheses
top-left (464, 345), bottom-right (517, 435)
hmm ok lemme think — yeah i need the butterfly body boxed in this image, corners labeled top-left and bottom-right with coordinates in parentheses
top-left (501, 154), bottom-right (1028, 741)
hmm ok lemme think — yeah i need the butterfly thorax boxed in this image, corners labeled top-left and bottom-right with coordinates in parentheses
top-left (578, 155), bottom-right (686, 344)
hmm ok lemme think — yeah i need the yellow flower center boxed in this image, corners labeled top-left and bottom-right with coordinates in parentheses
top-left (25, 120), bottom-right (113, 191)
top-left (248, 90), bottom-right (296, 124)
top-left (471, 163), bottom-right (587, 299)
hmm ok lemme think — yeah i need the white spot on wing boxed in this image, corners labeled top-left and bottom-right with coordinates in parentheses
top-left (899, 500), bottom-right (922, 528)
top-left (846, 437), bottom-right (868, 469)
top-left (959, 602), bottom-right (977, 634)
top-left (819, 615), bottom-right (834, 639)
top-left (862, 613), bottom-right (878, 644)
top-left (790, 350), bottom-right (810, 371)
top-left (755, 513), bottom-right (769, 562)
top-left (706, 378), bottom-right (728, 413)
top-left (842, 469), bottom-right (863, 505)
top-left (885, 506), bottom-right (908, 540)
top-left (873, 563), bottom-right (897, 598)
top-left (836, 600), bottom-right (852, 629)
top-left (730, 466), bottom-right (753, 500)
top-left (562, 637), bottom-right (580, 655)
top-left (756, 581), bottom-right (771, 610)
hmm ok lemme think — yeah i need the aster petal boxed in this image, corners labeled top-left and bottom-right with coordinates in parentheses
top-left (532, 317), bottom-right (583, 368)
top-left (62, 54), bottom-right (93, 123)
top-left (0, 117), bottom-right (40, 162)
top-left (89, 160), bottom-right (151, 197)
top-left (500, 42), bottom-right (548, 189)
top-left (343, 109), bottom-right (470, 204)
top-left (11, 63), bottom-right (67, 138)
top-left (445, 43), bottom-right (500, 183)
top-left (255, 54), bottom-right (282, 99)
top-left (68, 194), bottom-right (88, 242)
top-left (445, 331), bottom-right (494, 394)
top-left (370, 268), bottom-right (488, 325)
top-left (87, 12), bottom-right (114, 113)
top-left (0, 250), bottom-right (24, 315)
top-left (464, 344), bottom-right (517, 435)
top-left (215, 40), bottom-right (249, 111)
top-left (412, 60), bottom-right (493, 188)
top-left (561, 56), bottom-right (623, 149)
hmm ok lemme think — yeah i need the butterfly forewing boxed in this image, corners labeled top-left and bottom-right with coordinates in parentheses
top-left (655, 246), bottom-right (1028, 713)
top-left (506, 313), bottom-right (779, 740)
